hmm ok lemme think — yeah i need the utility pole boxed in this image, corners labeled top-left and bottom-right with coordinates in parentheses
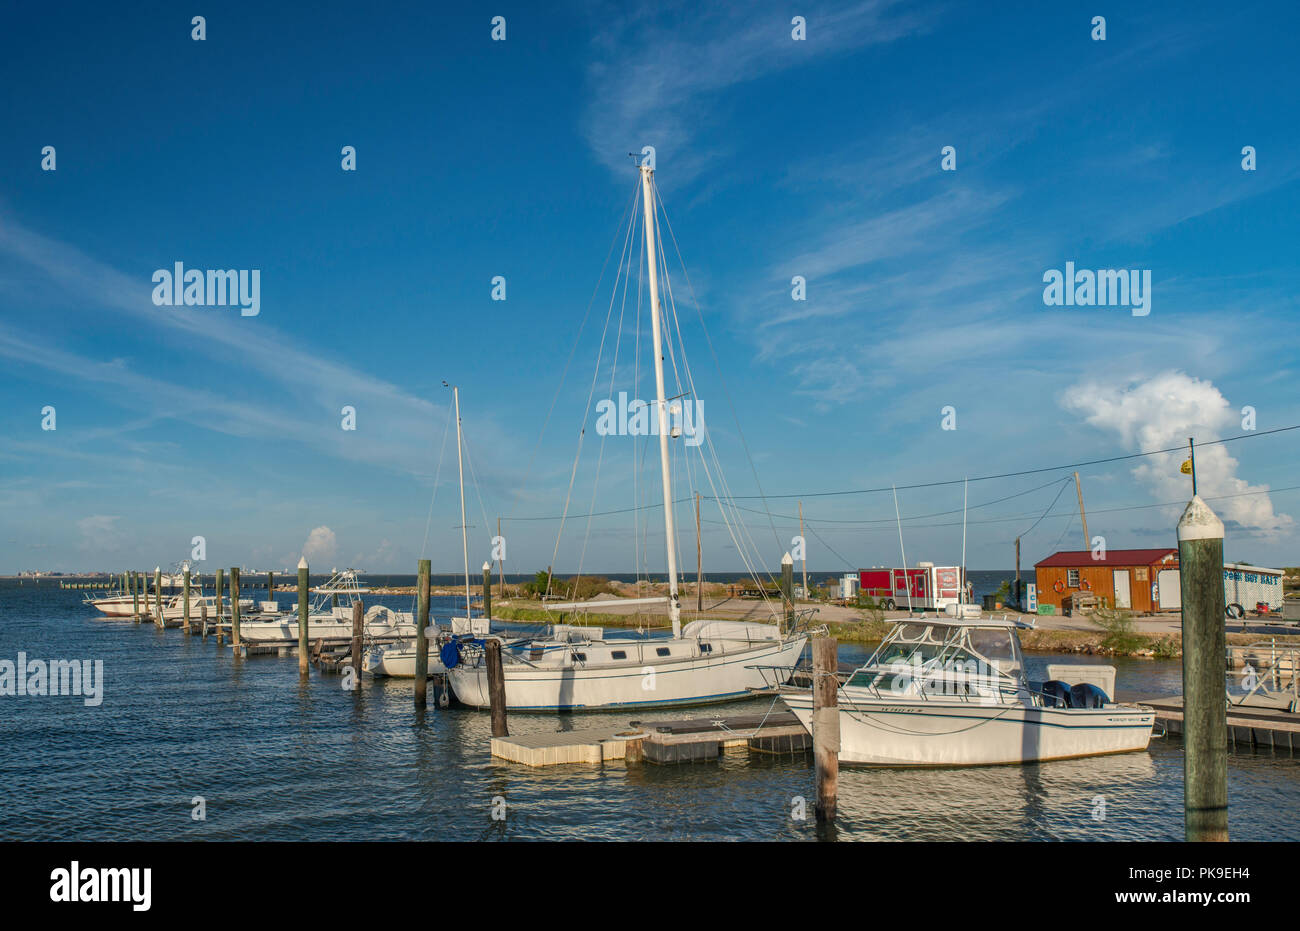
top-left (695, 492), bottom-right (703, 612)
top-left (798, 500), bottom-right (808, 602)
top-left (1074, 471), bottom-right (1090, 550)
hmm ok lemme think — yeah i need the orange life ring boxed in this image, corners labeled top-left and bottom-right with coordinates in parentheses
top-left (1053, 579), bottom-right (1065, 593)
top-left (1080, 579), bottom-right (1092, 591)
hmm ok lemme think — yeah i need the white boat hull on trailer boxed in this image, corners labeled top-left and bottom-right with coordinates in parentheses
top-left (448, 623), bottom-right (807, 711)
top-left (783, 691), bottom-right (1154, 766)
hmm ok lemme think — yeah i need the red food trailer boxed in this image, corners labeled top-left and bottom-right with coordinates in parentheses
top-left (859, 563), bottom-right (964, 611)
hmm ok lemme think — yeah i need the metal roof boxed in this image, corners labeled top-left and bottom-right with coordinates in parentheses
top-left (1034, 548), bottom-right (1177, 568)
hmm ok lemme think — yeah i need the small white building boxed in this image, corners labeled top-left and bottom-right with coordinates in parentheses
top-left (1156, 562), bottom-right (1285, 613)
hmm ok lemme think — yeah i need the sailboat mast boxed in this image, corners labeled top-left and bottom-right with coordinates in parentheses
top-left (454, 385), bottom-right (471, 618)
top-left (640, 165), bottom-right (681, 636)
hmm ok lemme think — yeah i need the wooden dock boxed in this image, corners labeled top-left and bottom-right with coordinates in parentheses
top-left (489, 710), bottom-right (811, 767)
top-left (1140, 693), bottom-right (1300, 751)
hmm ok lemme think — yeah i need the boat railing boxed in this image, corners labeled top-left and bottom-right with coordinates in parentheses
top-left (1228, 638), bottom-right (1300, 710)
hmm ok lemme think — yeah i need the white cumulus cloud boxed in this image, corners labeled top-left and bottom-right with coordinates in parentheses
top-left (1061, 371), bottom-right (1291, 534)
top-left (301, 526), bottom-right (338, 564)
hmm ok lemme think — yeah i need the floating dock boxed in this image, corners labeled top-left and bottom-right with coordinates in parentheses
top-left (489, 710), bottom-right (811, 767)
top-left (1141, 693), bottom-right (1300, 751)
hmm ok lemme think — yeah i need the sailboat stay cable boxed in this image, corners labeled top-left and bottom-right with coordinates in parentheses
top-left (512, 179), bottom-right (641, 533)
top-left (419, 396), bottom-right (456, 560)
top-left (655, 185), bottom-right (791, 624)
top-left (654, 183), bottom-right (783, 611)
top-left (656, 185), bottom-right (784, 556)
top-left (571, 212), bottom-right (636, 599)
top-left (544, 184), bottom-right (640, 600)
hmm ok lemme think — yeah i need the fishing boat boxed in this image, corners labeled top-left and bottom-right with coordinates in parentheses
top-left (781, 612), bottom-right (1155, 766)
top-left (238, 569), bottom-right (416, 643)
top-left (444, 164), bottom-right (811, 711)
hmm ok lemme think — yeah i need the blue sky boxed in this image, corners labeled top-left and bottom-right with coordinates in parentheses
top-left (2, 0), bottom-right (1298, 576)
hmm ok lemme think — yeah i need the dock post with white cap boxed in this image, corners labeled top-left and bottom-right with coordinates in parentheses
top-left (297, 557), bottom-right (309, 678)
top-left (781, 552), bottom-right (794, 631)
top-left (482, 561), bottom-right (492, 620)
top-left (1178, 494), bottom-right (1228, 841)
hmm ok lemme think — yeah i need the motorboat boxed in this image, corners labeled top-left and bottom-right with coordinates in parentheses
top-left (781, 611), bottom-right (1155, 766)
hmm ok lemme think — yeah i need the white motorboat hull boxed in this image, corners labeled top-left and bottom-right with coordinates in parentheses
top-left (782, 691), bottom-right (1155, 766)
top-left (448, 635), bottom-right (807, 711)
top-left (364, 643), bottom-right (447, 678)
top-left (88, 596), bottom-right (136, 618)
top-left (238, 613), bottom-right (417, 643)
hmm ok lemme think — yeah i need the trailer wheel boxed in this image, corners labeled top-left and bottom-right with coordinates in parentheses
top-left (884, 599), bottom-right (895, 610)
top-left (1226, 603), bottom-right (1244, 620)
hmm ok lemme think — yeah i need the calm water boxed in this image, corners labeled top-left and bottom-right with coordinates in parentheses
top-left (3, 579), bottom-right (1298, 841)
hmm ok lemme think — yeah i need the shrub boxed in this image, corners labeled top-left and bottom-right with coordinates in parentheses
top-left (1092, 602), bottom-right (1144, 654)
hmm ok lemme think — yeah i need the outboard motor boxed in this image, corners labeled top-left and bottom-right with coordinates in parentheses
top-left (1040, 680), bottom-right (1074, 708)
top-left (1069, 682), bottom-right (1110, 708)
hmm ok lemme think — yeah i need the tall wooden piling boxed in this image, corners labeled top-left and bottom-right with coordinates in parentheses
top-left (482, 561), bottom-right (492, 620)
top-left (131, 571), bottom-right (139, 623)
top-left (486, 638), bottom-right (508, 737)
top-left (183, 565), bottom-right (191, 632)
top-left (267, 570), bottom-right (274, 602)
top-left (415, 559), bottom-right (431, 706)
top-left (230, 567), bottom-right (241, 647)
top-left (297, 557), bottom-right (309, 678)
top-left (812, 636), bottom-right (840, 826)
top-left (200, 603), bottom-right (208, 639)
top-left (351, 599), bottom-right (364, 683)
top-left (781, 552), bottom-right (794, 631)
top-left (154, 567), bottom-right (162, 626)
top-left (215, 569), bottom-right (225, 645)
top-left (1178, 495), bottom-right (1228, 841)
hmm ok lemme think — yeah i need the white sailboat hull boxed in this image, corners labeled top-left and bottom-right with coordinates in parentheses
top-left (782, 691), bottom-right (1155, 766)
top-left (448, 635), bottom-right (807, 711)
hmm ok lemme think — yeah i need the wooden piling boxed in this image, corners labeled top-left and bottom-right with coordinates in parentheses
top-left (131, 570), bottom-right (139, 623)
top-left (154, 567), bottom-right (162, 626)
top-left (183, 565), bottom-right (191, 632)
top-left (781, 552), bottom-right (794, 631)
top-left (215, 568), bottom-right (225, 645)
top-left (267, 570), bottom-right (274, 601)
top-left (297, 557), bottom-right (309, 678)
top-left (351, 599), bottom-right (364, 682)
top-left (1178, 495), bottom-right (1228, 841)
top-left (201, 603), bottom-right (208, 639)
top-left (812, 636), bottom-right (839, 826)
top-left (230, 567), bottom-right (241, 647)
top-left (486, 638), bottom-right (508, 737)
top-left (482, 561), bottom-right (492, 620)
top-left (215, 568), bottom-right (224, 621)
top-left (415, 559), bottom-right (430, 706)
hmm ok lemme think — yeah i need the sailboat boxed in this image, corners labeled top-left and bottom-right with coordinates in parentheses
top-left (364, 384), bottom-right (482, 678)
top-left (443, 164), bottom-right (810, 711)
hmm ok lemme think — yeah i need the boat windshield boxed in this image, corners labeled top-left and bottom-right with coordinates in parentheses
top-left (850, 621), bottom-right (1025, 697)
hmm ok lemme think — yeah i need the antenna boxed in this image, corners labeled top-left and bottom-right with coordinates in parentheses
top-left (960, 477), bottom-right (968, 606)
